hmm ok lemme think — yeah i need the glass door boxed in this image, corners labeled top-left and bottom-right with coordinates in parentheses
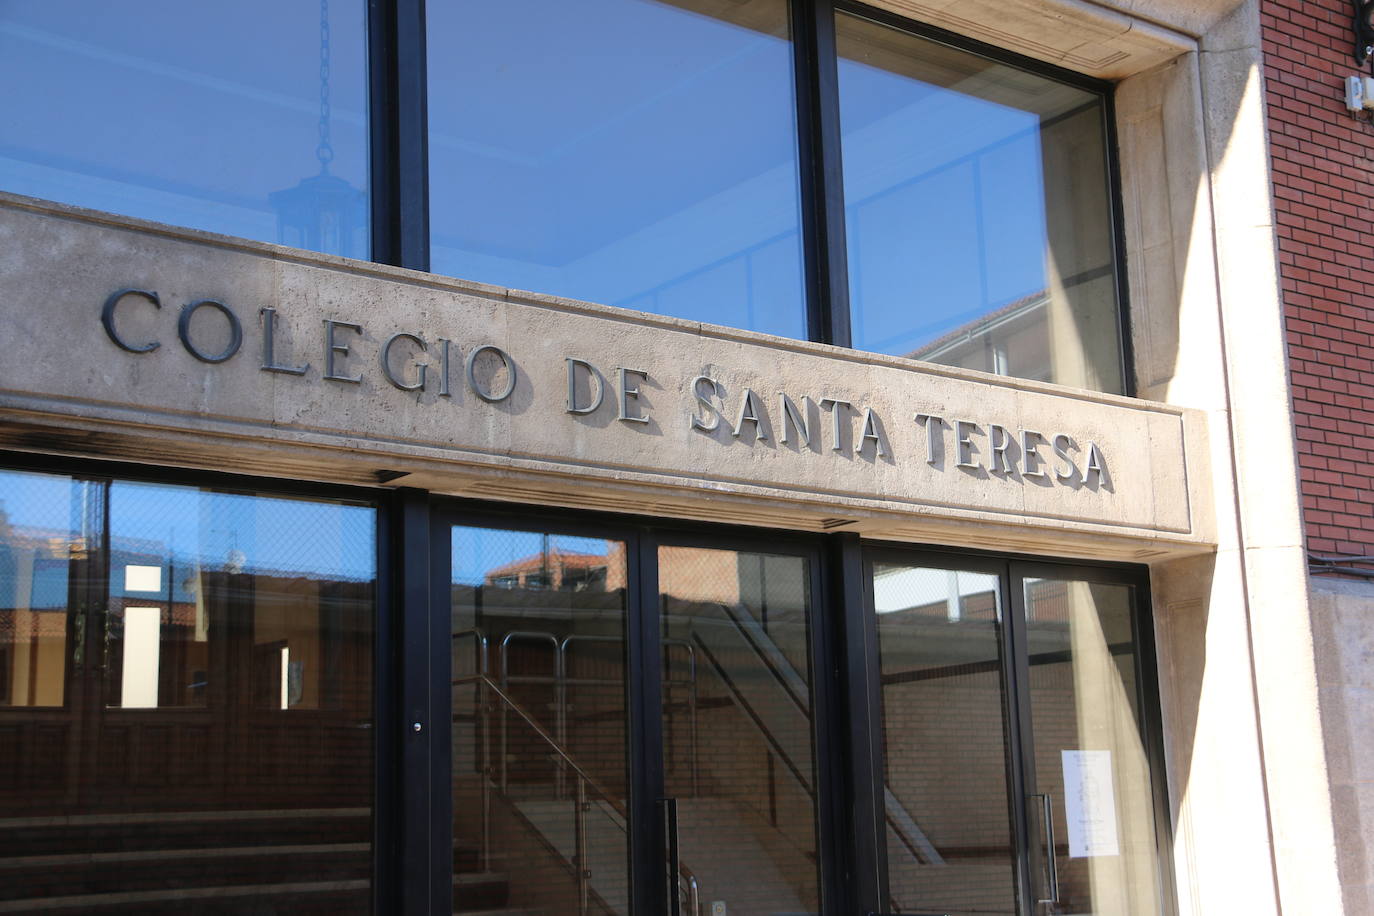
top-left (1012, 567), bottom-right (1168, 915)
top-left (866, 556), bottom-right (1022, 916)
top-left (448, 523), bottom-right (633, 916)
top-left (862, 550), bottom-right (1169, 916)
top-left (657, 541), bottom-right (825, 916)
top-left (445, 519), bottom-right (831, 916)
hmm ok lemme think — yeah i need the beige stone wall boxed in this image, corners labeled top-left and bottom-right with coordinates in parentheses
top-left (1311, 577), bottom-right (1374, 913)
top-left (1069, 0), bottom-right (1353, 905)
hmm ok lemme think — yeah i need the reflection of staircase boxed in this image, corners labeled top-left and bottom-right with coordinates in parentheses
top-left (452, 669), bottom-right (649, 916)
top-left (456, 598), bottom-right (943, 916)
top-left (689, 600), bottom-right (943, 867)
top-left (504, 798), bottom-right (627, 914)
top-left (0, 808), bottom-right (372, 914)
top-left (674, 797), bottom-right (806, 913)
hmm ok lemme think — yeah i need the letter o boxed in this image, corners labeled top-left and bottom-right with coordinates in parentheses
top-left (464, 344), bottom-right (516, 403)
top-left (178, 299), bottom-right (243, 364)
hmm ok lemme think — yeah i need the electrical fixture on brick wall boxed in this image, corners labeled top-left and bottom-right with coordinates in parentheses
top-left (1343, 74), bottom-right (1374, 112)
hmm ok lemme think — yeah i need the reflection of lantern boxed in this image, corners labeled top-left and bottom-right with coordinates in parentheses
top-left (270, 170), bottom-right (365, 259)
top-left (270, 0), bottom-right (365, 259)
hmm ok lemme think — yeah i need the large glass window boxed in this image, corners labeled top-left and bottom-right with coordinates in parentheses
top-left (426, 0), bottom-right (806, 338)
top-left (0, 2), bottom-right (370, 259)
top-left (837, 12), bottom-right (1124, 393)
top-left (1, 3), bottom-right (1132, 394)
top-left (0, 469), bottom-right (377, 914)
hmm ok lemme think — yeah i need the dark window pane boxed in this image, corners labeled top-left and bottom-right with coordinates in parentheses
top-left (0, 2), bottom-right (370, 259)
top-left (427, 0), bottom-right (806, 338)
top-left (0, 472), bottom-right (376, 914)
top-left (837, 13), bottom-right (1124, 393)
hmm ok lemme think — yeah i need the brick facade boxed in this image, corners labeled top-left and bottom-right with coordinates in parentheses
top-left (1262, 0), bottom-right (1374, 558)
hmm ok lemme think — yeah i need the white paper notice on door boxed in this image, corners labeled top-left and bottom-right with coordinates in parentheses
top-left (1061, 749), bottom-right (1119, 858)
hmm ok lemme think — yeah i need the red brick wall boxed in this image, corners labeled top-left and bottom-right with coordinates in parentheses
top-left (1262, 0), bottom-right (1374, 559)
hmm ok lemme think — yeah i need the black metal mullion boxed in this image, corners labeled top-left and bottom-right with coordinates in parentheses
top-left (630, 527), bottom-right (664, 916)
top-left (428, 501), bottom-right (454, 915)
top-left (1130, 576), bottom-right (1181, 916)
top-left (1004, 564), bottom-right (1038, 916)
top-left (1099, 89), bottom-right (1136, 397)
top-left (829, 536), bottom-right (881, 914)
top-left (372, 491), bottom-right (398, 915)
top-left (799, 537), bottom-right (842, 916)
top-left (826, 533), bottom-right (879, 914)
top-left (368, 0), bottom-right (430, 271)
top-left (394, 487), bottom-right (438, 916)
top-left (792, 0), bottom-right (852, 347)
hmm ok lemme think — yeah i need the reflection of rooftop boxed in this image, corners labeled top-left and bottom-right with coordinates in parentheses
top-left (484, 548), bottom-right (611, 592)
top-left (906, 289), bottom-right (1048, 364)
top-left (485, 549), bottom-right (606, 578)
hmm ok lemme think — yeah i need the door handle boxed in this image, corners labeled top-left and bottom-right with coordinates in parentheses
top-left (71, 604), bottom-right (86, 668)
top-left (659, 796), bottom-right (681, 916)
top-left (1030, 792), bottom-right (1059, 905)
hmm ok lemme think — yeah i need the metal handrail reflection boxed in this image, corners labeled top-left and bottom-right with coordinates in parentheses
top-left (452, 671), bottom-right (701, 916)
top-left (454, 673), bottom-right (617, 806)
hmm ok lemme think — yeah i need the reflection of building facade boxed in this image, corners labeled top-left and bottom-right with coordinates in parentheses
top-left (907, 290), bottom-right (1053, 381)
top-left (0, 0), bottom-right (1364, 913)
top-left (485, 549), bottom-right (615, 592)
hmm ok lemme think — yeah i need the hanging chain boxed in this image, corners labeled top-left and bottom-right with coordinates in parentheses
top-left (316, 0), bottom-right (334, 169)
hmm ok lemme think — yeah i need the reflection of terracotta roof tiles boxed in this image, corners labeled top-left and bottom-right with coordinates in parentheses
top-left (486, 550), bottom-right (607, 578)
top-left (907, 290), bottom-right (1048, 359)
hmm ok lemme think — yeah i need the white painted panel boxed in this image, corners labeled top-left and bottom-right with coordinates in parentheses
top-left (120, 606), bottom-right (161, 708)
top-left (124, 564), bottom-right (162, 593)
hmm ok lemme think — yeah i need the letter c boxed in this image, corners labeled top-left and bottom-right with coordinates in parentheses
top-left (101, 288), bottom-right (161, 353)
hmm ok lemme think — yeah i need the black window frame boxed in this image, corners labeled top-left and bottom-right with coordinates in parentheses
top-left (0, 450), bottom-right (1173, 915)
top-left (365, 0), bottom-right (1136, 396)
top-left (851, 539), bottom-right (1176, 916)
